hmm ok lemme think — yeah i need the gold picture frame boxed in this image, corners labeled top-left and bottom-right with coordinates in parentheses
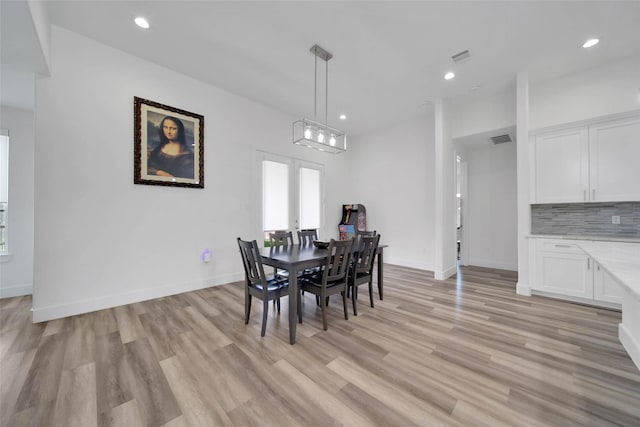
top-left (134, 97), bottom-right (204, 188)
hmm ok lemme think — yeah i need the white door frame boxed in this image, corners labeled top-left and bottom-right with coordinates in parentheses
top-left (254, 150), bottom-right (325, 244)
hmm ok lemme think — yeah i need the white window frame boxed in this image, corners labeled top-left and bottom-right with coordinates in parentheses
top-left (0, 129), bottom-right (9, 255)
top-left (253, 150), bottom-right (325, 245)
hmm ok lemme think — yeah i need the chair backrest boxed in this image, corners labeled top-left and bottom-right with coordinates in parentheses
top-left (359, 230), bottom-right (377, 238)
top-left (322, 238), bottom-right (354, 284)
top-left (297, 229), bottom-right (318, 246)
top-left (269, 230), bottom-right (294, 247)
top-left (354, 234), bottom-right (380, 275)
top-left (237, 238), bottom-right (268, 296)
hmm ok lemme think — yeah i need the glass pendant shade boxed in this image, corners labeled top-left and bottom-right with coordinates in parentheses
top-left (292, 44), bottom-right (346, 154)
top-left (293, 118), bottom-right (346, 154)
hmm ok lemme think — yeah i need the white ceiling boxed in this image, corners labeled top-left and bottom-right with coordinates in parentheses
top-left (4, 1), bottom-right (640, 136)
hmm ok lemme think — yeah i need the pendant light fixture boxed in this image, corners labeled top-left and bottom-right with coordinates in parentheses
top-left (293, 44), bottom-right (346, 154)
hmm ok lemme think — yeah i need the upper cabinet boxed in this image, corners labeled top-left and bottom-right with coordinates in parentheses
top-left (589, 116), bottom-right (640, 202)
top-left (531, 113), bottom-right (640, 204)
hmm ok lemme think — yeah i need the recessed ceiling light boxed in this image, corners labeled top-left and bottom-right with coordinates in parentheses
top-left (444, 72), bottom-right (455, 80)
top-left (582, 38), bottom-right (599, 48)
top-left (339, 114), bottom-right (347, 120)
top-left (134, 17), bottom-right (150, 29)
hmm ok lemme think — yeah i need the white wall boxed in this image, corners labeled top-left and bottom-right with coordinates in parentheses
top-left (461, 142), bottom-right (518, 271)
top-left (350, 115), bottom-right (435, 271)
top-left (0, 107), bottom-right (35, 297)
top-left (530, 55), bottom-right (640, 130)
top-left (32, 27), bottom-right (350, 321)
top-left (449, 89), bottom-right (516, 139)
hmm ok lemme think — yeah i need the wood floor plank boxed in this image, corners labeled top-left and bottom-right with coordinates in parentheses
top-left (0, 349), bottom-right (37, 426)
top-left (51, 362), bottom-right (97, 427)
top-left (2, 263), bottom-right (639, 425)
top-left (98, 399), bottom-right (144, 427)
top-left (14, 332), bottom-right (68, 412)
top-left (120, 338), bottom-right (182, 426)
top-left (160, 355), bottom-right (234, 426)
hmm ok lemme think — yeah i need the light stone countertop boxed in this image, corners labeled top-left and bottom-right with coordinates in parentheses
top-left (576, 241), bottom-right (640, 298)
top-left (528, 234), bottom-right (640, 243)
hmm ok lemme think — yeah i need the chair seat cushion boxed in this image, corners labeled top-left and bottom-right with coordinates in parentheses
top-left (300, 277), bottom-right (344, 290)
top-left (251, 278), bottom-right (288, 292)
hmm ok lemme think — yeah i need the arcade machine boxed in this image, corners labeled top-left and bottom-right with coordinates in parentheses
top-left (338, 204), bottom-right (366, 240)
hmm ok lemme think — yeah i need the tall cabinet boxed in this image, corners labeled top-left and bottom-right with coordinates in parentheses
top-left (531, 114), bottom-right (640, 204)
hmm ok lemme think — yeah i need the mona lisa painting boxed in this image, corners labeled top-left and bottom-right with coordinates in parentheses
top-left (134, 97), bottom-right (204, 188)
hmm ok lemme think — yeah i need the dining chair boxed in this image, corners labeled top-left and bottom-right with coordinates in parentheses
top-left (349, 234), bottom-right (380, 316)
top-left (359, 230), bottom-right (377, 237)
top-left (237, 237), bottom-right (298, 337)
top-left (268, 230), bottom-right (294, 280)
top-left (269, 230), bottom-right (294, 247)
top-left (297, 228), bottom-right (318, 246)
top-left (299, 238), bottom-right (354, 331)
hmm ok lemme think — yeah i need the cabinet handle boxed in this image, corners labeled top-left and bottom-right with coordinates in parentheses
top-left (555, 244), bottom-right (572, 248)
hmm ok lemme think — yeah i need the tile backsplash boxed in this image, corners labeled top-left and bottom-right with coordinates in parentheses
top-left (531, 202), bottom-right (640, 238)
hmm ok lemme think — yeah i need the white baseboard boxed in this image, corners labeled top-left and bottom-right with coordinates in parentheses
top-left (0, 284), bottom-right (33, 299)
top-left (516, 282), bottom-right (531, 296)
top-left (384, 255), bottom-right (432, 272)
top-left (32, 272), bottom-right (244, 323)
top-left (434, 264), bottom-right (457, 281)
top-left (467, 259), bottom-right (518, 272)
top-left (619, 323), bottom-right (640, 370)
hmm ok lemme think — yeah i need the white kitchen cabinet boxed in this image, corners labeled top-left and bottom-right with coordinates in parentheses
top-left (532, 126), bottom-right (589, 203)
top-left (531, 113), bottom-right (640, 204)
top-left (534, 240), bottom-right (593, 299)
top-left (593, 262), bottom-right (625, 304)
top-left (531, 238), bottom-right (623, 307)
top-left (589, 116), bottom-right (640, 202)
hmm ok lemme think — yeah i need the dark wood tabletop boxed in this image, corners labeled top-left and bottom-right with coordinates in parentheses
top-left (259, 243), bottom-right (387, 345)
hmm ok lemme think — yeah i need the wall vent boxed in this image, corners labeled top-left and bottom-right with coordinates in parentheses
top-left (490, 134), bottom-right (512, 144)
top-left (451, 49), bottom-right (471, 63)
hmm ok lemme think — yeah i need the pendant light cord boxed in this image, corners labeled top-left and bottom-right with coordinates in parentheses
top-left (325, 59), bottom-right (329, 127)
top-left (313, 48), bottom-right (317, 121)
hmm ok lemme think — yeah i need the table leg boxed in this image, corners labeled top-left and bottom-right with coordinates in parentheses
top-left (377, 247), bottom-right (384, 300)
top-left (289, 274), bottom-right (298, 344)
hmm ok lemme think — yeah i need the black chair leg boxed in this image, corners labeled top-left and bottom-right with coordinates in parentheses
top-left (261, 300), bottom-right (268, 337)
top-left (368, 280), bottom-right (374, 308)
top-left (321, 292), bottom-right (328, 331)
top-left (342, 291), bottom-right (348, 320)
top-left (276, 298), bottom-right (281, 313)
top-left (353, 285), bottom-right (358, 316)
top-left (245, 293), bottom-right (252, 324)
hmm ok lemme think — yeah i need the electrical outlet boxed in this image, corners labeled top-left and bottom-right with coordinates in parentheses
top-left (612, 215), bottom-right (621, 225)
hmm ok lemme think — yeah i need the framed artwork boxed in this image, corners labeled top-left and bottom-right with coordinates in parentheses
top-left (134, 97), bottom-right (204, 188)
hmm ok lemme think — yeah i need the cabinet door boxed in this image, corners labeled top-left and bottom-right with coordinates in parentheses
top-left (533, 127), bottom-right (589, 203)
top-left (535, 251), bottom-right (593, 299)
top-left (593, 263), bottom-right (624, 304)
top-left (589, 116), bottom-right (640, 202)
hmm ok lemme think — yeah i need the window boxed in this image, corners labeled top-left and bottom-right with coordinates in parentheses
top-left (258, 152), bottom-right (324, 246)
top-left (0, 130), bottom-right (8, 252)
top-left (299, 167), bottom-right (320, 230)
top-left (262, 160), bottom-right (289, 245)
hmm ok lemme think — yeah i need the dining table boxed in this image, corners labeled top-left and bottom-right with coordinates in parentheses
top-left (258, 243), bottom-right (387, 344)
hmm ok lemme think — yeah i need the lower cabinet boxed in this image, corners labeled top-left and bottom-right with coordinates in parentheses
top-left (531, 238), bottom-right (623, 306)
top-left (594, 264), bottom-right (625, 304)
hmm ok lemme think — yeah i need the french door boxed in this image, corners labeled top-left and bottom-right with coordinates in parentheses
top-left (256, 151), bottom-right (324, 245)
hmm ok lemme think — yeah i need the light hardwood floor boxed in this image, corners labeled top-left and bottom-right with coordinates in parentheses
top-left (1, 264), bottom-right (639, 426)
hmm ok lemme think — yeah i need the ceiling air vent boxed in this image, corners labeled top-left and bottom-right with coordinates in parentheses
top-left (490, 134), bottom-right (512, 144)
top-left (451, 49), bottom-right (471, 63)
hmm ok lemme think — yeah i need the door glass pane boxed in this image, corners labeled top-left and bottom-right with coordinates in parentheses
top-left (0, 132), bottom-right (8, 252)
top-left (263, 160), bottom-right (289, 231)
top-left (299, 167), bottom-right (320, 229)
